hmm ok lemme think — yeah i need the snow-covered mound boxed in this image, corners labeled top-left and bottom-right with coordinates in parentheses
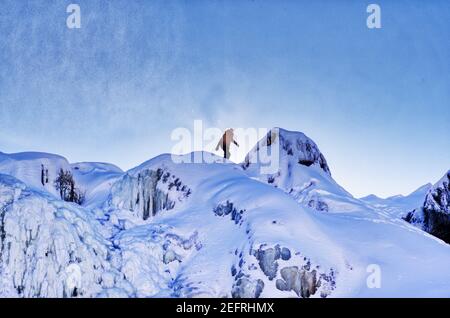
top-left (0, 152), bottom-right (71, 198)
top-left (104, 152), bottom-right (450, 297)
top-left (360, 183), bottom-right (432, 218)
top-left (242, 128), bottom-right (369, 213)
top-left (405, 171), bottom-right (450, 243)
top-left (0, 174), bottom-right (132, 297)
top-left (0, 152), bottom-right (123, 208)
top-left (106, 152), bottom-right (348, 297)
top-left (71, 162), bottom-right (124, 208)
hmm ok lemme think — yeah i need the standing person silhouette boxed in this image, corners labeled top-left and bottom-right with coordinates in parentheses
top-left (216, 128), bottom-right (239, 159)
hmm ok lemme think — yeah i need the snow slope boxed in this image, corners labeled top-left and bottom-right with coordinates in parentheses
top-left (71, 162), bottom-right (124, 208)
top-left (103, 151), bottom-right (450, 297)
top-left (105, 153), bottom-right (350, 297)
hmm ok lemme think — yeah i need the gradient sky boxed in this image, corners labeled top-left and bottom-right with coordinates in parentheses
top-left (0, 0), bottom-right (449, 198)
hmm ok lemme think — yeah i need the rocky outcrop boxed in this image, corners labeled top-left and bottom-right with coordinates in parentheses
top-left (404, 171), bottom-right (450, 243)
top-left (242, 128), bottom-right (331, 176)
top-left (254, 245), bottom-right (281, 280)
top-left (110, 168), bottom-right (191, 220)
top-left (213, 201), bottom-right (245, 225)
top-left (423, 172), bottom-right (450, 214)
top-left (307, 196), bottom-right (329, 212)
top-left (252, 244), bottom-right (336, 298)
top-left (232, 276), bottom-right (264, 298)
top-left (275, 266), bottom-right (318, 298)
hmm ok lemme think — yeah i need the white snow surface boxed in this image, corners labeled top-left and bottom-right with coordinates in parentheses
top-left (0, 152), bottom-right (123, 207)
top-left (71, 162), bottom-right (123, 208)
top-left (1, 131), bottom-right (450, 298)
top-left (0, 152), bottom-right (71, 197)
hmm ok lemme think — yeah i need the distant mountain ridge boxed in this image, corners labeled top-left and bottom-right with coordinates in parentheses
top-left (360, 183), bottom-right (433, 218)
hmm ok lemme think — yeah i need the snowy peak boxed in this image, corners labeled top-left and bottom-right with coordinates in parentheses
top-left (359, 194), bottom-right (382, 202)
top-left (423, 171), bottom-right (450, 215)
top-left (243, 128), bottom-right (331, 176)
top-left (241, 128), bottom-right (368, 213)
top-left (409, 183), bottom-right (433, 196)
top-left (404, 170), bottom-right (450, 243)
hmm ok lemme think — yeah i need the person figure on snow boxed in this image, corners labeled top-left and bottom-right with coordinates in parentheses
top-left (216, 128), bottom-right (239, 159)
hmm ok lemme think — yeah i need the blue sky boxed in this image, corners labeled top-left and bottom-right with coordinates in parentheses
top-left (0, 0), bottom-right (449, 197)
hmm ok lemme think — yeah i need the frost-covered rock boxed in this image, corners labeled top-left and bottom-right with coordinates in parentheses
top-left (0, 174), bottom-right (129, 297)
top-left (110, 224), bottom-right (201, 297)
top-left (213, 201), bottom-right (245, 225)
top-left (242, 128), bottom-right (330, 175)
top-left (109, 167), bottom-right (190, 221)
top-left (251, 243), bottom-right (335, 298)
top-left (275, 266), bottom-right (319, 298)
top-left (405, 171), bottom-right (450, 243)
top-left (254, 245), bottom-right (281, 280)
top-left (231, 276), bottom-right (264, 298)
top-left (423, 172), bottom-right (450, 214)
top-left (280, 247), bottom-right (291, 261)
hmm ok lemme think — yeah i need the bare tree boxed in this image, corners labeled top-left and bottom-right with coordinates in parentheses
top-left (41, 164), bottom-right (45, 186)
top-left (54, 169), bottom-right (85, 205)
